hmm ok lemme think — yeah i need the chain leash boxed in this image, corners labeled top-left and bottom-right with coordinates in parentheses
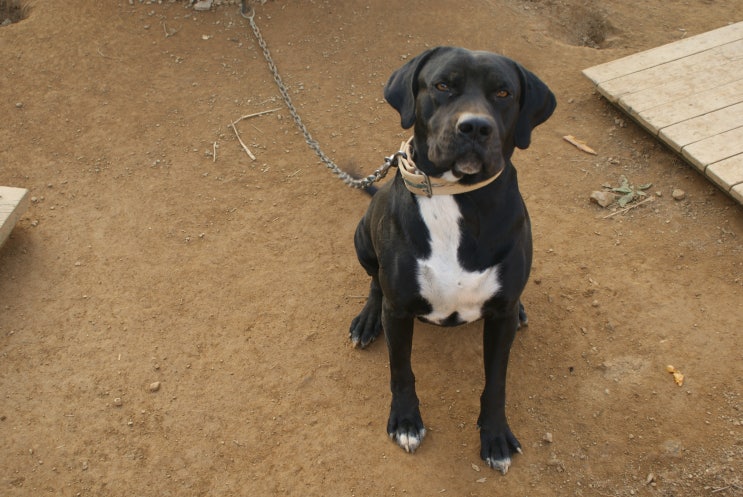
top-left (240, 1), bottom-right (400, 189)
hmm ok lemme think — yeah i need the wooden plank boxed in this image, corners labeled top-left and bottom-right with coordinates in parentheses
top-left (583, 21), bottom-right (743, 84)
top-left (732, 183), bottom-right (743, 204)
top-left (619, 64), bottom-right (743, 119)
top-left (681, 126), bottom-right (743, 172)
top-left (598, 38), bottom-right (743, 103)
top-left (705, 154), bottom-right (743, 192)
top-left (634, 78), bottom-right (743, 131)
top-left (0, 186), bottom-right (30, 248)
top-left (583, 21), bottom-right (743, 206)
top-left (660, 102), bottom-right (743, 151)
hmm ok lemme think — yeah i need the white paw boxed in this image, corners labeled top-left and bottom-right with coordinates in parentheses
top-left (390, 427), bottom-right (426, 453)
top-left (486, 455), bottom-right (511, 474)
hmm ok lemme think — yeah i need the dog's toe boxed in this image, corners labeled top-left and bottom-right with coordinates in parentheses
top-left (387, 406), bottom-right (426, 454)
top-left (349, 308), bottom-right (382, 349)
top-left (389, 425), bottom-right (426, 453)
top-left (486, 456), bottom-right (511, 474)
top-left (349, 318), bottom-right (380, 349)
top-left (479, 424), bottom-right (522, 474)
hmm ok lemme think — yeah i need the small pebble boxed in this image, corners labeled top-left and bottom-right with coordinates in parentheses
top-left (193, 0), bottom-right (213, 11)
top-left (15, 102), bottom-right (23, 108)
top-left (547, 453), bottom-right (565, 472)
top-left (149, 381), bottom-right (161, 392)
top-left (113, 397), bottom-right (123, 407)
top-left (543, 432), bottom-right (553, 443)
top-left (672, 189), bottom-right (686, 201)
top-left (590, 190), bottom-right (615, 208)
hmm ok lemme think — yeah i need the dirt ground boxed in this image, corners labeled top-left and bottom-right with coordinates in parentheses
top-left (1, 1), bottom-right (742, 495)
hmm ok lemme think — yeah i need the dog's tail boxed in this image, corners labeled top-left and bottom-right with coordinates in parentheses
top-left (362, 185), bottom-right (378, 196)
top-left (345, 161), bottom-right (380, 196)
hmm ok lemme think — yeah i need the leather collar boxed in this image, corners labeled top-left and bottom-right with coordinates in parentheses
top-left (397, 137), bottom-right (502, 197)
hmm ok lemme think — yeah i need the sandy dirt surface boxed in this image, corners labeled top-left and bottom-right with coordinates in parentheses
top-left (1, 1), bottom-right (742, 495)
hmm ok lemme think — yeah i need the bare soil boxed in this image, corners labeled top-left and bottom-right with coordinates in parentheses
top-left (1, 1), bottom-right (742, 496)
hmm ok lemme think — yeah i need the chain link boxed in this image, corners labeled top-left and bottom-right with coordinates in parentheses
top-left (240, 1), bottom-right (396, 189)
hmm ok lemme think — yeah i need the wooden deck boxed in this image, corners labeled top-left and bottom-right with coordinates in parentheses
top-left (0, 186), bottom-right (30, 249)
top-left (583, 21), bottom-right (743, 205)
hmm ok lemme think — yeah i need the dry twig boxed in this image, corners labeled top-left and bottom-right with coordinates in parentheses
top-left (230, 108), bottom-right (281, 127)
top-left (602, 196), bottom-right (655, 219)
top-left (230, 124), bottom-right (256, 161)
top-left (227, 108), bottom-right (281, 161)
top-left (563, 134), bottom-right (597, 155)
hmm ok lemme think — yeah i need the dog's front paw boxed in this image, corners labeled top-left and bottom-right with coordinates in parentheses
top-left (387, 409), bottom-right (426, 453)
top-left (479, 425), bottom-right (522, 474)
top-left (349, 301), bottom-right (382, 349)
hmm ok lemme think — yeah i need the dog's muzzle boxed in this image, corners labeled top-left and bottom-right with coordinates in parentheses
top-left (397, 138), bottom-right (502, 197)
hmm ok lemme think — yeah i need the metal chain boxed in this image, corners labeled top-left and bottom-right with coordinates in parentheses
top-left (240, 1), bottom-right (398, 189)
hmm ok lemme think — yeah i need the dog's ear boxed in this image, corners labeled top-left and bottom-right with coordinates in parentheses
top-left (513, 63), bottom-right (556, 150)
top-left (384, 47), bottom-right (443, 129)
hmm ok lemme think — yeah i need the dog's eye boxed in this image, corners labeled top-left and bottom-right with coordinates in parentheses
top-left (495, 90), bottom-right (510, 98)
top-left (434, 82), bottom-right (450, 92)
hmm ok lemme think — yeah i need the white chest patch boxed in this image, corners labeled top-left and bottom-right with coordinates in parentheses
top-left (416, 195), bottom-right (501, 325)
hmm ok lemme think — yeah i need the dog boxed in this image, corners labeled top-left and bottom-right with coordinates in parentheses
top-left (349, 46), bottom-right (555, 474)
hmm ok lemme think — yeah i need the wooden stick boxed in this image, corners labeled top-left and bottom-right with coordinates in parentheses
top-left (228, 108), bottom-right (281, 160)
top-left (213, 141), bottom-right (217, 163)
top-left (563, 135), bottom-right (597, 155)
top-left (603, 196), bottom-right (655, 219)
top-left (229, 123), bottom-right (256, 161)
top-left (162, 21), bottom-right (177, 38)
top-left (230, 108), bottom-right (281, 127)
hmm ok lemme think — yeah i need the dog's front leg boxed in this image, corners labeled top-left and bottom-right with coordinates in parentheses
top-left (478, 311), bottom-right (521, 474)
top-left (383, 301), bottom-right (426, 453)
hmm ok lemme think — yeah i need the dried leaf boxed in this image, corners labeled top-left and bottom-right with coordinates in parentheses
top-left (618, 192), bottom-right (635, 207)
top-left (666, 365), bottom-right (684, 386)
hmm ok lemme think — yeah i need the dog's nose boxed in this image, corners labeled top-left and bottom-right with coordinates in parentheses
top-left (457, 114), bottom-right (494, 140)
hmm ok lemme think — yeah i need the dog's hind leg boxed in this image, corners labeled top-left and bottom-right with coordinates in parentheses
top-left (349, 277), bottom-right (383, 348)
top-left (517, 301), bottom-right (528, 329)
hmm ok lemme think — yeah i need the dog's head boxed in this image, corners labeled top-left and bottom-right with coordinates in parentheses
top-left (384, 47), bottom-right (556, 185)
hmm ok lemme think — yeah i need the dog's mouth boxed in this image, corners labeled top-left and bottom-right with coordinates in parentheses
top-left (448, 150), bottom-right (506, 184)
top-left (452, 155), bottom-right (484, 177)
top-left (425, 137), bottom-right (504, 183)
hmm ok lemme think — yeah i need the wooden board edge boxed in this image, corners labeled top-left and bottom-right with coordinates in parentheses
top-left (581, 21), bottom-right (743, 84)
top-left (731, 183), bottom-right (743, 205)
top-left (0, 187), bottom-right (30, 248)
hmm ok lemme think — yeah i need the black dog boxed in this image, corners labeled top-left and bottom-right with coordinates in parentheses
top-left (349, 47), bottom-right (555, 473)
